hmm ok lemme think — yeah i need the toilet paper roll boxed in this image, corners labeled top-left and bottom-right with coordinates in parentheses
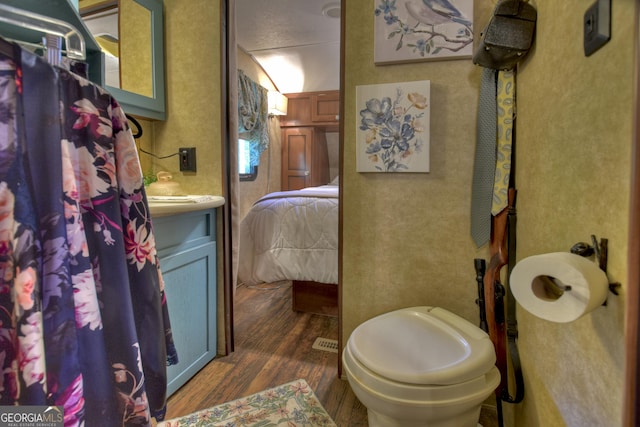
top-left (509, 252), bottom-right (609, 323)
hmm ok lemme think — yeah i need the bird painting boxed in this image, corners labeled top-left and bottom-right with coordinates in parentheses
top-left (374, 0), bottom-right (474, 63)
top-left (405, 0), bottom-right (472, 29)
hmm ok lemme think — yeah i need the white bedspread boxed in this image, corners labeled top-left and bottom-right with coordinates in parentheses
top-left (238, 185), bottom-right (338, 286)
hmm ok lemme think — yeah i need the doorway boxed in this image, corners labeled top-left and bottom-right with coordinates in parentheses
top-left (222, 0), bottom-right (343, 358)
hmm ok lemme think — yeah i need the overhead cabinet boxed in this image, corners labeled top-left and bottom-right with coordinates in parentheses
top-left (280, 91), bottom-right (340, 129)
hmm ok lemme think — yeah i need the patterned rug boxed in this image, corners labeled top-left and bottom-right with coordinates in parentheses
top-left (158, 379), bottom-right (337, 427)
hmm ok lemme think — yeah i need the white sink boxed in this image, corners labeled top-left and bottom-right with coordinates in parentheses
top-left (147, 195), bottom-right (225, 217)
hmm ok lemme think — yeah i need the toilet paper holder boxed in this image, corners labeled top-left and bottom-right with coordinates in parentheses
top-left (570, 235), bottom-right (621, 298)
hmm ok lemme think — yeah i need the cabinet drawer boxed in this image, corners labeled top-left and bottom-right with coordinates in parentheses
top-left (152, 209), bottom-right (216, 253)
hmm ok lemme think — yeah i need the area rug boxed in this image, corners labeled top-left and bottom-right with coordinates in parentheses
top-left (158, 379), bottom-right (337, 427)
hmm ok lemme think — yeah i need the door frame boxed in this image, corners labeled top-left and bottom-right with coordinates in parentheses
top-left (220, 0), bottom-right (345, 360)
top-left (624, 0), bottom-right (640, 424)
top-left (221, 0), bottom-right (234, 354)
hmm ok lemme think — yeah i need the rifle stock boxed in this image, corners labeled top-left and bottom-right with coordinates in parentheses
top-left (483, 189), bottom-right (515, 398)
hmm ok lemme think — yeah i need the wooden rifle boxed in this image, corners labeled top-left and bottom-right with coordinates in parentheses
top-left (483, 188), bottom-right (524, 419)
top-left (483, 189), bottom-right (511, 399)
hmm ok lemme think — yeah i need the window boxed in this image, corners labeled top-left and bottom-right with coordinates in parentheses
top-left (239, 139), bottom-right (258, 181)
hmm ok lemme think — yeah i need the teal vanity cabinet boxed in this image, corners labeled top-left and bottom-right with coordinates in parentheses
top-left (152, 208), bottom-right (217, 396)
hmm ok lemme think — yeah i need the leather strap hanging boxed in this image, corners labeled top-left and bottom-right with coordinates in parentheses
top-left (502, 189), bottom-right (524, 405)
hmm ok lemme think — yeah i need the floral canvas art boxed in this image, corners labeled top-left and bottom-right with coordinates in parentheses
top-left (356, 80), bottom-right (430, 173)
top-left (374, 0), bottom-right (474, 64)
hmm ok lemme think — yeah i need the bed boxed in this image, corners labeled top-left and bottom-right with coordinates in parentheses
top-left (238, 184), bottom-right (338, 316)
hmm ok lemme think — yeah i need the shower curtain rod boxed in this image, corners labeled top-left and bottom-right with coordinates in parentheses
top-left (0, 3), bottom-right (86, 60)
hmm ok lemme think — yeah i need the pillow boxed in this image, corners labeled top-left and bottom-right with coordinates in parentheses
top-left (330, 175), bottom-right (339, 185)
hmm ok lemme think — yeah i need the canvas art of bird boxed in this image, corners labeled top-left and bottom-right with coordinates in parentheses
top-left (405, 0), bottom-right (472, 29)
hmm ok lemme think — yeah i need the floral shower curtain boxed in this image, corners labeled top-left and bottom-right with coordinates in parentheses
top-left (237, 70), bottom-right (268, 168)
top-left (0, 41), bottom-right (176, 426)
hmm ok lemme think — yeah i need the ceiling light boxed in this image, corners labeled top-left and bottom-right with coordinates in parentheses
top-left (322, 2), bottom-right (341, 19)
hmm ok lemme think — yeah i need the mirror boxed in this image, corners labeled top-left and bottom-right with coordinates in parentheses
top-left (80, 0), bottom-right (165, 120)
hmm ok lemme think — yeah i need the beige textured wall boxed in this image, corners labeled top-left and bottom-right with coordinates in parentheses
top-left (238, 49), bottom-right (276, 93)
top-left (150, 0), bottom-right (222, 196)
top-left (342, 0), bottom-right (493, 341)
top-left (148, 0), bottom-right (224, 353)
top-left (343, 1), bottom-right (634, 426)
top-left (510, 1), bottom-right (634, 426)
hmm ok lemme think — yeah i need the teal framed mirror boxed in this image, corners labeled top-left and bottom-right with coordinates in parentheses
top-left (81, 0), bottom-right (166, 120)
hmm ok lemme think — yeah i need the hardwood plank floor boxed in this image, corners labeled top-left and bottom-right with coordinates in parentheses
top-left (163, 281), bottom-right (369, 426)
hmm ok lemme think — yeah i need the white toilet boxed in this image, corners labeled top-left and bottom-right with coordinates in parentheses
top-left (342, 306), bottom-right (500, 427)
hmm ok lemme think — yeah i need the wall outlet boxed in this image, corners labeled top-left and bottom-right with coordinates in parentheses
top-left (584, 0), bottom-right (611, 57)
top-left (179, 147), bottom-right (197, 172)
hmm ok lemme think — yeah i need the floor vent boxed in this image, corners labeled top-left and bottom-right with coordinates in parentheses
top-left (312, 337), bottom-right (339, 353)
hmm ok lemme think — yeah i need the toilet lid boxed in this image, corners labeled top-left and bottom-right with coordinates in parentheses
top-left (348, 307), bottom-right (497, 385)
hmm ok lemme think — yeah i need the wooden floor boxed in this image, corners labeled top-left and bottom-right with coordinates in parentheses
top-left (163, 281), bottom-right (369, 425)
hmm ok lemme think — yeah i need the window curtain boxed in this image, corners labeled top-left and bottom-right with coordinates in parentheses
top-left (237, 70), bottom-right (269, 168)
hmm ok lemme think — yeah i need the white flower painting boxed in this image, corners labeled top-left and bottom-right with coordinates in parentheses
top-left (374, 0), bottom-right (474, 64)
top-left (356, 80), bottom-right (431, 173)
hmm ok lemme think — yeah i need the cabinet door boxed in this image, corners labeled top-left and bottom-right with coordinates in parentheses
top-left (162, 243), bottom-right (217, 396)
top-left (152, 209), bottom-right (217, 397)
top-left (311, 92), bottom-right (340, 123)
top-left (281, 94), bottom-right (313, 126)
top-left (282, 127), bottom-right (313, 190)
top-left (281, 127), bottom-right (330, 190)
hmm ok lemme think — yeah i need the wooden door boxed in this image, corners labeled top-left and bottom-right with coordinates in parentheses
top-left (282, 127), bottom-right (313, 190)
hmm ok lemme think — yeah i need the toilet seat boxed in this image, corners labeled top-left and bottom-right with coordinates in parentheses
top-left (343, 344), bottom-right (500, 404)
top-left (348, 306), bottom-right (496, 385)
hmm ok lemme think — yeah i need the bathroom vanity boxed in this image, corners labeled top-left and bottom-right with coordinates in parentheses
top-left (149, 196), bottom-right (224, 396)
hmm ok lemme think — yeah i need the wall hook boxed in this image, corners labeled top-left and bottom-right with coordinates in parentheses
top-left (570, 235), bottom-right (621, 299)
top-left (126, 114), bottom-right (143, 139)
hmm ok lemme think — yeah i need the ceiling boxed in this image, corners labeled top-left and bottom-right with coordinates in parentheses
top-left (235, 0), bottom-right (341, 93)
